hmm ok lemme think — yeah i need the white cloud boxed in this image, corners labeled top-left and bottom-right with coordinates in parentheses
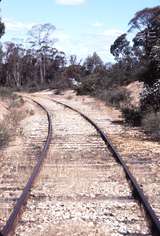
top-left (55, 28), bottom-right (123, 62)
top-left (56, 0), bottom-right (85, 5)
top-left (92, 22), bottom-right (103, 28)
top-left (102, 29), bottom-right (122, 37)
top-left (3, 19), bottom-right (122, 62)
top-left (4, 18), bottom-right (34, 32)
top-left (54, 29), bottom-right (70, 40)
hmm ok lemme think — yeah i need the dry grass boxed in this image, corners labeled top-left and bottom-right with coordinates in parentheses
top-left (0, 123), bottom-right (9, 147)
top-left (0, 111), bottom-right (24, 147)
top-left (0, 95), bottom-right (26, 147)
top-left (9, 95), bottom-right (24, 108)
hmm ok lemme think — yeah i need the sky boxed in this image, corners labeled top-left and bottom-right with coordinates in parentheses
top-left (1, 0), bottom-right (160, 62)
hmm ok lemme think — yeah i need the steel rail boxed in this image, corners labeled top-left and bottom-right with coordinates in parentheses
top-left (0, 99), bottom-right (52, 236)
top-left (50, 98), bottom-right (160, 236)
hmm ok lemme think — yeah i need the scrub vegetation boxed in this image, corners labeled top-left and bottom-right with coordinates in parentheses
top-left (0, 1), bottom-right (159, 139)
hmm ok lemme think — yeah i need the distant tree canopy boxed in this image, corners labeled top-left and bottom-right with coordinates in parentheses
top-left (0, 23), bottom-right (67, 89)
top-left (28, 23), bottom-right (57, 49)
top-left (110, 6), bottom-right (160, 86)
top-left (83, 52), bottom-right (103, 73)
top-left (110, 34), bottom-right (130, 60)
top-left (0, 5), bottom-right (159, 92)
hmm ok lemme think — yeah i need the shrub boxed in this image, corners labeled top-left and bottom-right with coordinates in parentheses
top-left (142, 111), bottom-right (160, 139)
top-left (0, 122), bottom-right (9, 147)
top-left (0, 94), bottom-right (26, 147)
top-left (121, 106), bottom-right (142, 126)
top-left (106, 88), bottom-right (130, 108)
top-left (98, 87), bottom-right (131, 108)
top-left (9, 96), bottom-right (24, 108)
top-left (122, 80), bottom-right (160, 128)
top-left (0, 107), bottom-right (26, 147)
top-left (140, 80), bottom-right (160, 113)
top-left (76, 76), bottom-right (98, 95)
top-left (76, 75), bottom-right (117, 96)
top-left (50, 75), bottom-right (71, 91)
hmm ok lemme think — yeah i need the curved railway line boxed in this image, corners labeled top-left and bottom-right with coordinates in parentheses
top-left (0, 95), bottom-right (160, 235)
top-left (48, 97), bottom-right (160, 236)
top-left (0, 99), bottom-right (52, 236)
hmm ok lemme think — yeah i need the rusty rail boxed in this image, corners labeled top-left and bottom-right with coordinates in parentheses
top-left (51, 98), bottom-right (160, 236)
top-left (1, 95), bottom-right (160, 235)
top-left (0, 99), bottom-right (52, 236)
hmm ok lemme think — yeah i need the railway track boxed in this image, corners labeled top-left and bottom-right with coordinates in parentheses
top-left (48, 97), bottom-right (160, 235)
top-left (0, 95), bottom-right (160, 235)
top-left (46, 92), bottom-right (160, 225)
top-left (0, 98), bottom-right (52, 236)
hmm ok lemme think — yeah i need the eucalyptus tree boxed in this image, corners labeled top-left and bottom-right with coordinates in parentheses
top-left (3, 42), bottom-right (26, 88)
top-left (28, 23), bottom-right (57, 84)
top-left (83, 52), bottom-right (104, 74)
top-left (128, 6), bottom-right (160, 85)
top-left (110, 6), bottom-right (160, 86)
top-left (64, 55), bottom-right (83, 80)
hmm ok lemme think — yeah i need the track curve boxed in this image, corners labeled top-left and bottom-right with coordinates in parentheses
top-left (48, 97), bottom-right (160, 236)
top-left (0, 99), bottom-right (52, 236)
top-left (1, 94), bottom-right (160, 235)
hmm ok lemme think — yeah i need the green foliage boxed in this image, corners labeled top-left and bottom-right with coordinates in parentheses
top-left (140, 80), bottom-right (160, 113)
top-left (76, 74), bottom-right (114, 96)
top-left (99, 88), bottom-right (131, 108)
top-left (121, 106), bottom-right (142, 126)
top-left (110, 34), bottom-right (130, 61)
top-left (76, 76), bottom-right (98, 95)
top-left (0, 20), bottom-right (4, 39)
top-left (122, 80), bottom-right (160, 133)
top-left (83, 52), bottom-right (104, 74)
top-left (110, 6), bottom-right (160, 87)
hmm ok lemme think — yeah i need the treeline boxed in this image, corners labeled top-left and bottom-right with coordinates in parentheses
top-left (0, 15), bottom-right (109, 91)
top-left (0, 23), bottom-right (69, 90)
top-left (0, 2), bottom-right (160, 138)
top-left (0, 4), bottom-right (159, 92)
top-left (0, 0), bottom-right (111, 91)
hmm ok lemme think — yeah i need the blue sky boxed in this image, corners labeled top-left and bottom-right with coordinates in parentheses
top-left (1, 0), bottom-right (160, 62)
